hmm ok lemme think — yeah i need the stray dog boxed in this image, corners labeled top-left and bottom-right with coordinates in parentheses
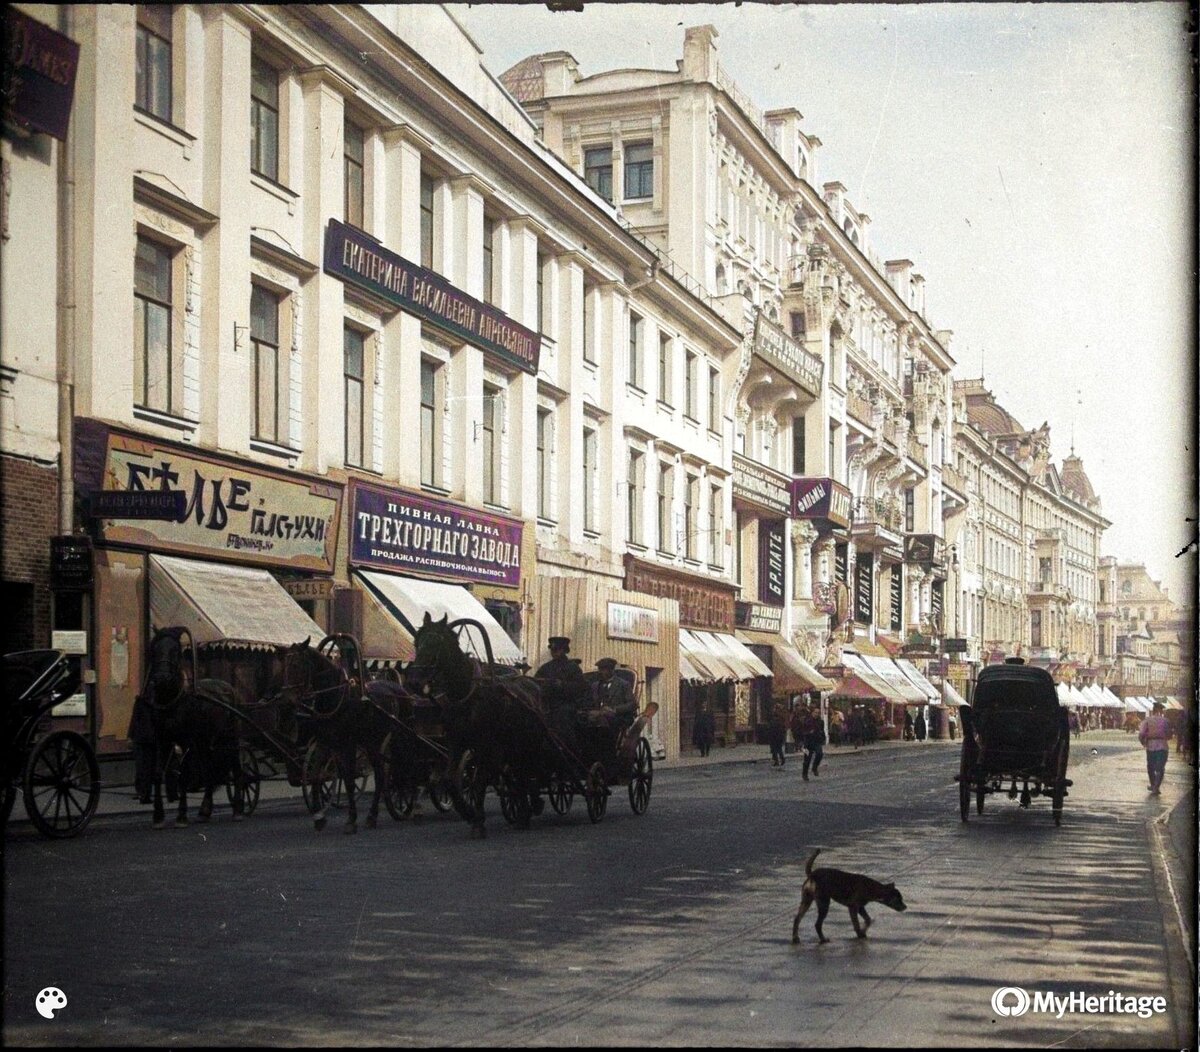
top-left (791, 849), bottom-right (907, 944)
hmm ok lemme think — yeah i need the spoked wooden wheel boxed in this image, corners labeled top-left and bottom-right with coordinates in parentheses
top-left (547, 771), bottom-right (574, 815)
top-left (628, 738), bottom-right (653, 815)
top-left (497, 766), bottom-right (531, 828)
top-left (384, 774), bottom-right (417, 821)
top-left (453, 749), bottom-right (487, 819)
top-left (225, 744), bottom-right (262, 815)
top-left (427, 767), bottom-right (454, 813)
top-left (301, 741), bottom-right (338, 814)
top-left (22, 731), bottom-right (100, 839)
top-left (585, 762), bottom-right (608, 824)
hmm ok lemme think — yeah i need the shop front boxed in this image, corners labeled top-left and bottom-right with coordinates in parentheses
top-left (623, 556), bottom-right (770, 751)
top-left (341, 479), bottom-right (531, 669)
top-left (71, 419), bottom-right (341, 755)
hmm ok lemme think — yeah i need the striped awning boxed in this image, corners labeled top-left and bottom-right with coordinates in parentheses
top-left (895, 658), bottom-right (940, 702)
top-left (942, 681), bottom-right (968, 707)
top-left (735, 630), bottom-right (834, 693)
top-left (826, 672), bottom-right (893, 703)
top-left (840, 652), bottom-right (905, 701)
top-left (862, 655), bottom-right (928, 704)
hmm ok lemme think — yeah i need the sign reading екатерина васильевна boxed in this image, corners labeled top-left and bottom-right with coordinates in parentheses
top-left (324, 219), bottom-right (540, 375)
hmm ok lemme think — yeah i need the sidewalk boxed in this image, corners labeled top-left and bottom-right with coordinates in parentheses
top-left (660, 736), bottom-right (958, 769)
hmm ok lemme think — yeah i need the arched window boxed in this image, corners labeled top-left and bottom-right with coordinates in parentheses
top-left (715, 263), bottom-right (726, 295)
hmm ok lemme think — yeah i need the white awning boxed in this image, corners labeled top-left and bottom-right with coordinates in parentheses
top-left (679, 630), bottom-right (771, 683)
top-left (841, 652), bottom-right (905, 702)
top-left (355, 570), bottom-right (524, 665)
top-left (895, 658), bottom-right (940, 702)
top-left (704, 631), bottom-right (773, 680)
top-left (679, 630), bottom-right (733, 682)
top-left (1056, 682), bottom-right (1073, 705)
top-left (942, 680), bottom-right (968, 707)
top-left (149, 554), bottom-right (325, 647)
top-left (862, 655), bottom-right (928, 704)
top-left (1102, 687), bottom-right (1124, 708)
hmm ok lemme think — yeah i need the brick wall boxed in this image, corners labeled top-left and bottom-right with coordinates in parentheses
top-left (1, 455), bottom-right (59, 648)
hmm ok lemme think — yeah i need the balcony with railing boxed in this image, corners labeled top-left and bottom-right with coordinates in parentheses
top-left (852, 497), bottom-right (904, 534)
top-left (907, 435), bottom-right (927, 468)
top-left (941, 463), bottom-right (967, 495)
top-left (847, 392), bottom-right (874, 426)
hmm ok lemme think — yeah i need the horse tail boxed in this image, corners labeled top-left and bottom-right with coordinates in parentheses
top-left (805, 848), bottom-right (821, 876)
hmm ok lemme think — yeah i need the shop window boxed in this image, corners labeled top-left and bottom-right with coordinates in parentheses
top-left (134, 235), bottom-right (176, 414)
top-left (584, 146), bottom-right (613, 202)
top-left (135, 5), bottom-right (173, 123)
top-left (624, 141), bottom-right (653, 199)
top-left (251, 284), bottom-right (287, 444)
top-left (250, 54), bottom-right (279, 182)
top-left (344, 118), bottom-right (365, 229)
top-left (484, 600), bottom-right (522, 648)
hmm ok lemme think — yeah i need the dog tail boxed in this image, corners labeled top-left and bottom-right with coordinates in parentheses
top-left (805, 848), bottom-right (821, 876)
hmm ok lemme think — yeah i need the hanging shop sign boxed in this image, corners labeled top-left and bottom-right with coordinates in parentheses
top-left (930, 578), bottom-right (944, 631)
top-left (792, 477), bottom-right (852, 529)
top-left (606, 601), bottom-right (661, 644)
top-left (2, 7), bottom-right (80, 140)
top-left (943, 637), bottom-right (968, 654)
top-left (350, 479), bottom-right (523, 588)
top-left (889, 565), bottom-right (903, 631)
top-left (904, 533), bottom-right (946, 568)
top-left (73, 419), bottom-right (341, 574)
top-left (732, 454), bottom-right (791, 516)
top-left (854, 552), bottom-right (874, 624)
top-left (624, 555), bottom-right (735, 632)
top-left (735, 601), bottom-right (783, 634)
top-left (752, 311), bottom-right (823, 397)
top-left (324, 218), bottom-right (539, 375)
top-left (834, 542), bottom-right (848, 585)
top-left (759, 519), bottom-right (786, 606)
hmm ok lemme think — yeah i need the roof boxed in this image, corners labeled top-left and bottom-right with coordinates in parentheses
top-left (965, 394), bottom-right (1024, 437)
top-left (1060, 454), bottom-right (1097, 504)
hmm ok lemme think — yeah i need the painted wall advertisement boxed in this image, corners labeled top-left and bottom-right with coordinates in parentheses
top-left (732, 454), bottom-right (791, 516)
top-left (350, 480), bottom-right (523, 588)
top-left (624, 556), bottom-right (735, 632)
top-left (73, 420), bottom-right (341, 573)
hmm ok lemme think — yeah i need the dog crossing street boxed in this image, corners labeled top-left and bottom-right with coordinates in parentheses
top-left (2, 735), bottom-right (1192, 1048)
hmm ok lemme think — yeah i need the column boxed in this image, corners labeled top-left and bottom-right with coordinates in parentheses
top-left (790, 519), bottom-right (817, 600)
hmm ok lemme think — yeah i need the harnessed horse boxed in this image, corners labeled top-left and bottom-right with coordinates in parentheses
top-left (140, 627), bottom-right (246, 828)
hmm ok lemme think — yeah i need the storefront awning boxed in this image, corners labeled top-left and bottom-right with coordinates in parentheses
top-left (708, 631), bottom-right (773, 679)
top-left (827, 672), bottom-right (892, 703)
top-left (355, 570), bottom-right (524, 666)
top-left (149, 554), bottom-right (325, 647)
top-left (736, 632), bottom-right (835, 693)
top-left (860, 654), bottom-right (927, 704)
top-left (840, 652), bottom-right (905, 701)
top-left (679, 630), bottom-right (771, 683)
top-left (894, 658), bottom-right (940, 702)
top-left (942, 681), bottom-right (968, 707)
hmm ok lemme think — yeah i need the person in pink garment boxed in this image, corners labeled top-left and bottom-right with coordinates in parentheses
top-left (1138, 701), bottom-right (1172, 795)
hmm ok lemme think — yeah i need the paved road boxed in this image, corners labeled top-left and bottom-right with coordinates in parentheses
top-left (3, 734), bottom-right (1193, 1047)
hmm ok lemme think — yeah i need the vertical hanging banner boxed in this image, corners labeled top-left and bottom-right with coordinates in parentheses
top-left (930, 578), bottom-right (944, 632)
top-left (890, 565), bottom-right (904, 631)
top-left (835, 543), bottom-right (848, 585)
top-left (758, 520), bottom-right (785, 606)
top-left (854, 552), bottom-right (874, 624)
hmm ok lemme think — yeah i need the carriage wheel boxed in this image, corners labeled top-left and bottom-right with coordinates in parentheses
top-left (958, 746), bottom-right (973, 823)
top-left (1052, 742), bottom-right (1069, 826)
top-left (22, 731), bottom-right (100, 839)
top-left (453, 749), bottom-right (487, 819)
top-left (547, 771), bottom-right (574, 815)
top-left (585, 762), bottom-right (608, 824)
top-left (628, 738), bottom-right (653, 815)
top-left (497, 766), bottom-right (531, 828)
top-left (225, 745), bottom-right (262, 816)
top-left (428, 768), bottom-right (454, 813)
top-left (380, 734), bottom-right (415, 821)
top-left (301, 742), bottom-right (338, 814)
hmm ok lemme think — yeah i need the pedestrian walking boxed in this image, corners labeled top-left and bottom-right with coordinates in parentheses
top-left (903, 710), bottom-right (915, 741)
top-left (914, 710), bottom-right (926, 742)
top-left (692, 705), bottom-right (715, 757)
top-left (768, 703), bottom-right (788, 767)
top-left (1139, 701), bottom-right (1172, 795)
top-left (947, 712), bottom-right (957, 740)
top-left (830, 707), bottom-right (845, 746)
top-left (802, 705), bottom-right (825, 781)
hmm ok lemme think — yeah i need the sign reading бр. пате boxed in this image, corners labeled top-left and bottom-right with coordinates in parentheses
top-left (350, 480), bottom-right (523, 588)
top-left (324, 219), bottom-right (540, 375)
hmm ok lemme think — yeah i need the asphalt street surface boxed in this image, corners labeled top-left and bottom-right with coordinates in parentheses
top-left (3, 734), bottom-right (1194, 1047)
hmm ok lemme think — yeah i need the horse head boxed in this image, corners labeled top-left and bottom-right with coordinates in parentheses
top-left (408, 612), bottom-right (474, 704)
top-left (147, 626), bottom-right (190, 707)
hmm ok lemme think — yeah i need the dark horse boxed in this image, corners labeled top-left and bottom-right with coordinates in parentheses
top-left (406, 613), bottom-right (551, 838)
top-left (139, 627), bottom-right (246, 828)
top-left (279, 635), bottom-right (418, 834)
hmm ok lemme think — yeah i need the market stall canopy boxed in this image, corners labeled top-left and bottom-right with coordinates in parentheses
top-left (861, 655), bottom-right (927, 704)
top-left (895, 658), bottom-right (939, 702)
top-left (678, 649), bottom-right (707, 684)
top-left (942, 681), bottom-right (967, 707)
top-left (1124, 697), bottom-right (1145, 713)
top-left (355, 570), bottom-right (524, 665)
top-left (840, 652), bottom-right (904, 702)
top-left (1055, 683), bottom-right (1074, 706)
top-left (1101, 687), bottom-right (1123, 708)
top-left (149, 554), bottom-right (324, 647)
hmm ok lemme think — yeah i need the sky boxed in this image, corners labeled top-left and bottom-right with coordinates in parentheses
top-left (449, 1), bottom-right (1197, 606)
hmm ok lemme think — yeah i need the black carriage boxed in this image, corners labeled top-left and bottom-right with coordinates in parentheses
top-left (954, 659), bottom-right (1072, 825)
top-left (1, 650), bottom-right (100, 838)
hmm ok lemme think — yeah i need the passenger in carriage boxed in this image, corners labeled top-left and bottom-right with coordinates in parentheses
top-left (589, 658), bottom-right (637, 727)
top-left (535, 636), bottom-right (588, 751)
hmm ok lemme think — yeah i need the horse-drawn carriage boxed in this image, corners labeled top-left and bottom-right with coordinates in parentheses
top-left (1, 650), bottom-right (100, 838)
top-left (954, 659), bottom-right (1072, 825)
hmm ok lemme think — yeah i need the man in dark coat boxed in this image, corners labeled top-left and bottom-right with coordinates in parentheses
top-left (768, 703), bottom-right (788, 767)
top-left (801, 705), bottom-right (826, 780)
top-left (590, 658), bottom-right (637, 727)
top-left (914, 709), bottom-right (927, 742)
top-left (535, 637), bottom-right (587, 751)
top-left (693, 705), bottom-right (715, 756)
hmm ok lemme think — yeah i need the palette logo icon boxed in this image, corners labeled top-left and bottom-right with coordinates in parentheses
top-left (35, 988), bottom-right (67, 1019)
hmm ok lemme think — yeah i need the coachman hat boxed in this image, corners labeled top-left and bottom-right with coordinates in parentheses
top-left (548, 636), bottom-right (571, 650)
top-left (595, 657), bottom-right (618, 671)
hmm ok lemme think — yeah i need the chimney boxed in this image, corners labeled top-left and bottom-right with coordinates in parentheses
top-left (823, 181), bottom-right (846, 223)
top-left (682, 25), bottom-right (720, 83)
top-left (538, 51), bottom-right (580, 96)
top-left (910, 272), bottom-right (926, 315)
top-left (764, 107), bottom-right (802, 175)
top-left (886, 259), bottom-right (913, 302)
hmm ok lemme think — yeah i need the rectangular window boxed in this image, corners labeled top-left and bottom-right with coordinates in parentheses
top-left (250, 55), bottom-right (279, 181)
top-left (482, 215), bottom-right (495, 305)
top-left (624, 141), bottom-right (653, 199)
top-left (684, 475), bottom-right (698, 560)
top-left (709, 485), bottom-right (723, 568)
top-left (537, 408), bottom-right (553, 521)
top-left (420, 358), bottom-right (440, 487)
top-left (658, 333), bottom-right (672, 405)
top-left (708, 368), bottom-right (721, 431)
top-left (733, 510), bottom-right (743, 583)
top-left (627, 450), bottom-right (644, 545)
top-left (583, 427), bottom-right (598, 534)
top-left (628, 312), bottom-right (643, 389)
top-left (904, 488), bottom-right (914, 533)
top-left (657, 463), bottom-right (673, 553)
top-left (584, 146), bottom-right (613, 202)
top-left (420, 173), bottom-right (435, 270)
top-left (134, 235), bottom-right (173, 413)
top-left (684, 351), bottom-right (697, 419)
top-left (582, 283), bottom-right (596, 364)
top-left (537, 253), bottom-right (548, 335)
top-left (135, 5), bottom-right (172, 122)
top-left (344, 327), bottom-right (365, 468)
top-left (250, 284), bottom-right (285, 443)
top-left (790, 310), bottom-right (806, 339)
top-left (344, 118), bottom-right (365, 229)
top-left (792, 414), bottom-right (806, 474)
top-left (482, 383), bottom-right (501, 505)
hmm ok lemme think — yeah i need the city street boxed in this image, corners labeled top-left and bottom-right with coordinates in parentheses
top-left (3, 733), bottom-right (1193, 1047)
